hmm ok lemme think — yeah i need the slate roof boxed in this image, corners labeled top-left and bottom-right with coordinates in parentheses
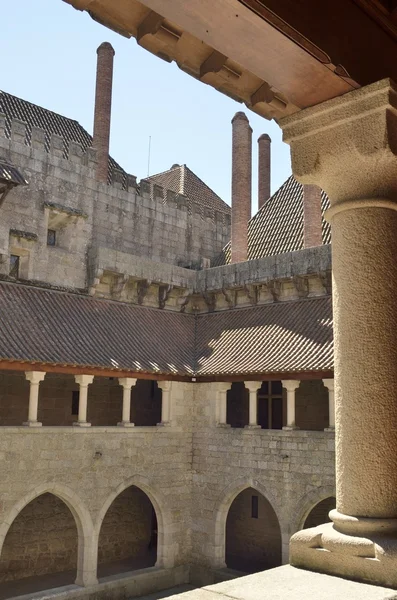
top-left (212, 176), bottom-right (331, 266)
top-left (0, 282), bottom-right (333, 377)
top-left (0, 90), bottom-right (124, 180)
top-left (145, 164), bottom-right (231, 214)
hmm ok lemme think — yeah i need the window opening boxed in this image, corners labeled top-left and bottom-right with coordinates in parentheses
top-left (47, 229), bottom-right (56, 246)
top-left (251, 495), bottom-right (259, 518)
top-left (258, 381), bottom-right (283, 429)
top-left (9, 254), bottom-right (19, 278)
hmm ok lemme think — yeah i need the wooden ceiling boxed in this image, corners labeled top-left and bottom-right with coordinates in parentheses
top-left (63, 0), bottom-right (397, 119)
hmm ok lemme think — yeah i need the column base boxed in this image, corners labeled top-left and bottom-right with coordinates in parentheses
top-left (117, 421), bottom-right (135, 427)
top-left (216, 423), bottom-right (231, 428)
top-left (22, 421), bottom-right (42, 427)
top-left (282, 426), bottom-right (300, 430)
top-left (245, 424), bottom-right (261, 429)
top-left (290, 519), bottom-right (397, 589)
top-left (73, 422), bottom-right (91, 428)
top-left (157, 421), bottom-right (172, 427)
top-left (324, 426), bottom-right (335, 432)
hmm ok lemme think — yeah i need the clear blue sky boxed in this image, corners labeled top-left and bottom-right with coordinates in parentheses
top-left (2, 1), bottom-right (292, 211)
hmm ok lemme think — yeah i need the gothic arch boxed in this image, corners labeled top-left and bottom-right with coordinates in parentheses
top-left (95, 475), bottom-right (172, 569)
top-left (293, 486), bottom-right (336, 533)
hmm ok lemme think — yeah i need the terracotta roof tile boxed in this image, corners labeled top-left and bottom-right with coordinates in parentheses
top-left (0, 282), bottom-right (333, 377)
top-left (212, 176), bottom-right (331, 266)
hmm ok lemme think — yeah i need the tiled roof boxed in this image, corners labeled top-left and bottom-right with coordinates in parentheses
top-left (212, 176), bottom-right (331, 266)
top-left (146, 164), bottom-right (231, 214)
top-left (0, 90), bottom-right (124, 180)
top-left (195, 297), bottom-right (333, 376)
top-left (0, 282), bottom-right (194, 376)
top-left (0, 282), bottom-right (333, 377)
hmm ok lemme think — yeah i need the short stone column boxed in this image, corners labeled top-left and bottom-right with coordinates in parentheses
top-left (244, 381), bottom-right (262, 428)
top-left (323, 378), bottom-right (335, 430)
top-left (215, 382), bottom-right (232, 426)
top-left (117, 377), bottom-right (137, 427)
top-left (74, 375), bottom-right (94, 427)
top-left (157, 381), bottom-right (172, 426)
top-left (280, 78), bottom-right (397, 587)
top-left (281, 380), bottom-right (300, 430)
top-left (23, 371), bottom-right (46, 427)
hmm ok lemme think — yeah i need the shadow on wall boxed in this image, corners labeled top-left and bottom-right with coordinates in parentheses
top-left (225, 487), bottom-right (281, 573)
top-left (98, 485), bottom-right (158, 578)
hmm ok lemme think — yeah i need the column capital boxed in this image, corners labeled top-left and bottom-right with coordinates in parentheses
top-left (118, 377), bottom-right (137, 389)
top-left (215, 382), bottom-right (232, 393)
top-left (244, 381), bottom-right (262, 393)
top-left (25, 371), bottom-right (46, 384)
top-left (280, 78), bottom-right (397, 206)
top-left (157, 380), bottom-right (172, 392)
top-left (322, 378), bottom-right (334, 392)
top-left (281, 380), bottom-right (300, 392)
top-left (75, 374), bottom-right (94, 387)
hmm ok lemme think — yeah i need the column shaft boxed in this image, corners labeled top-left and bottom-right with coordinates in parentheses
top-left (158, 381), bottom-right (172, 425)
top-left (74, 375), bottom-right (94, 427)
top-left (244, 382), bottom-right (262, 428)
top-left (323, 379), bottom-right (335, 430)
top-left (24, 371), bottom-right (46, 427)
top-left (216, 383), bottom-right (232, 426)
top-left (118, 377), bottom-right (137, 427)
top-left (282, 380), bottom-right (300, 430)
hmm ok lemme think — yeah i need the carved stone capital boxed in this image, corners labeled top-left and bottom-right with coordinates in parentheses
top-left (280, 78), bottom-right (397, 206)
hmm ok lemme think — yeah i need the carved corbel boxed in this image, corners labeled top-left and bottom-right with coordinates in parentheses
top-left (267, 280), bottom-right (282, 302)
top-left (158, 284), bottom-right (173, 309)
top-left (111, 273), bottom-right (129, 300)
top-left (137, 280), bottom-right (150, 305)
top-left (137, 11), bottom-right (164, 42)
top-left (293, 276), bottom-right (309, 299)
top-left (178, 289), bottom-right (192, 313)
top-left (203, 292), bottom-right (216, 313)
top-left (319, 271), bottom-right (332, 295)
top-left (244, 284), bottom-right (258, 305)
top-left (251, 82), bottom-right (287, 112)
top-left (221, 288), bottom-right (236, 309)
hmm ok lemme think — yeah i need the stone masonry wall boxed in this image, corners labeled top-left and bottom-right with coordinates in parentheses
top-left (191, 383), bottom-right (335, 574)
top-left (0, 493), bottom-right (78, 582)
top-left (0, 118), bottom-right (230, 291)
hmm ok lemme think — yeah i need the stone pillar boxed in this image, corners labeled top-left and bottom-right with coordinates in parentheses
top-left (74, 375), bottom-right (94, 427)
top-left (258, 133), bottom-right (271, 209)
top-left (231, 112), bottom-right (252, 263)
top-left (215, 382), bottom-right (232, 426)
top-left (303, 184), bottom-right (323, 247)
top-left (244, 381), bottom-right (262, 428)
top-left (118, 377), bottom-right (137, 427)
top-left (23, 371), bottom-right (46, 427)
top-left (93, 42), bottom-right (115, 183)
top-left (158, 381), bottom-right (172, 426)
top-left (280, 78), bottom-right (397, 587)
top-left (281, 380), bottom-right (300, 430)
top-left (323, 378), bottom-right (335, 430)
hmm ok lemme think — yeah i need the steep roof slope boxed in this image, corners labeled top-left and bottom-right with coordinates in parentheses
top-left (0, 90), bottom-right (124, 178)
top-left (146, 163), bottom-right (231, 214)
top-left (213, 175), bottom-right (331, 266)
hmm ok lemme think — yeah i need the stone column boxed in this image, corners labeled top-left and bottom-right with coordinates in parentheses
top-left (281, 380), bottom-right (300, 430)
top-left (244, 381), bottom-right (262, 428)
top-left (117, 377), bottom-right (137, 427)
top-left (323, 378), bottom-right (335, 430)
top-left (158, 381), bottom-right (172, 426)
top-left (215, 382), bottom-right (232, 426)
top-left (74, 375), bottom-right (94, 427)
top-left (280, 78), bottom-right (397, 587)
top-left (231, 112), bottom-right (252, 263)
top-left (23, 371), bottom-right (46, 427)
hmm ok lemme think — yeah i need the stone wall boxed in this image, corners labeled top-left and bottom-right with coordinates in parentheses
top-left (0, 493), bottom-right (77, 582)
top-left (0, 119), bottom-right (230, 291)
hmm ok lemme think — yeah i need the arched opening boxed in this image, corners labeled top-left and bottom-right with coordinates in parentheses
top-left (98, 485), bottom-right (157, 578)
top-left (303, 497), bottom-right (336, 529)
top-left (131, 380), bottom-right (162, 426)
top-left (226, 382), bottom-right (248, 428)
top-left (225, 487), bottom-right (281, 574)
top-left (0, 493), bottom-right (78, 599)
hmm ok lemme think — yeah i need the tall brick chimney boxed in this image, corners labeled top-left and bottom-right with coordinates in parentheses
top-left (93, 42), bottom-right (115, 183)
top-left (258, 133), bottom-right (271, 210)
top-left (231, 112), bottom-right (252, 263)
top-left (303, 184), bottom-right (323, 247)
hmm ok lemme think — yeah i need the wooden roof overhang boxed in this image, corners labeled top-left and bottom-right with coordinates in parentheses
top-left (63, 0), bottom-right (397, 118)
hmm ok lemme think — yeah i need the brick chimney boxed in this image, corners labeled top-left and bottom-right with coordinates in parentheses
top-left (258, 133), bottom-right (271, 210)
top-left (231, 112), bottom-right (252, 263)
top-left (93, 42), bottom-right (115, 183)
top-left (303, 184), bottom-right (323, 247)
